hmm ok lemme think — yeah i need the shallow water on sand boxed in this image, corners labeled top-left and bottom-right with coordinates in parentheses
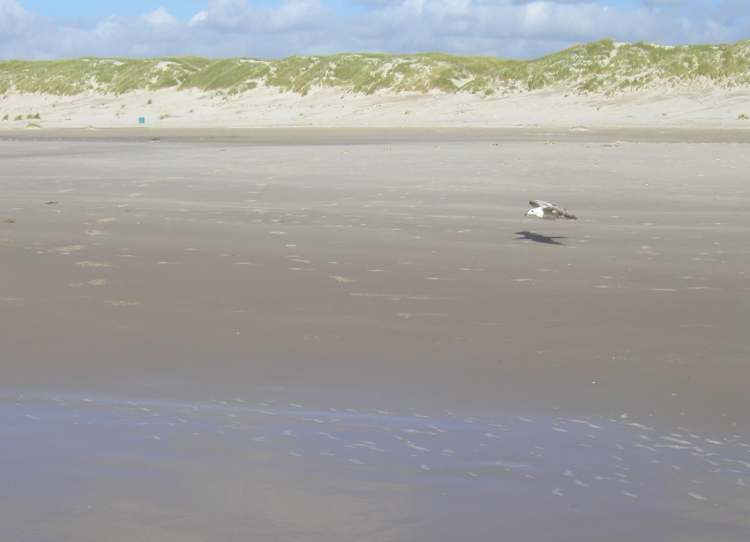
top-left (2, 389), bottom-right (749, 542)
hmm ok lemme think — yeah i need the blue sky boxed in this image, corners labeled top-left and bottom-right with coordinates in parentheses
top-left (1, 1), bottom-right (748, 60)
top-left (17, 0), bottom-right (364, 20)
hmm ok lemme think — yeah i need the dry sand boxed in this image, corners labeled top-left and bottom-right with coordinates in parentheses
top-left (2, 86), bottom-right (750, 130)
top-left (1, 128), bottom-right (749, 541)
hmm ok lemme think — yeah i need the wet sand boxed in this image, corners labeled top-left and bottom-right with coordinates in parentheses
top-left (1, 129), bottom-right (749, 540)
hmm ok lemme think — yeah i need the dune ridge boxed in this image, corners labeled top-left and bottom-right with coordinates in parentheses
top-left (1, 39), bottom-right (750, 129)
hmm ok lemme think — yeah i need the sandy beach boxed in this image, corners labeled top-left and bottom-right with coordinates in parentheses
top-left (2, 128), bottom-right (749, 541)
top-left (2, 86), bottom-right (750, 131)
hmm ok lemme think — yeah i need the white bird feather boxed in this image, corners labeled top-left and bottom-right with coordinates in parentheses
top-left (526, 200), bottom-right (577, 220)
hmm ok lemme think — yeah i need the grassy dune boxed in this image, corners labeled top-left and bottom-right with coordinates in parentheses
top-left (1, 39), bottom-right (750, 96)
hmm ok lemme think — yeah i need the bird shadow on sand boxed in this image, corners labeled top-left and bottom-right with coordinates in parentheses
top-left (514, 231), bottom-right (566, 245)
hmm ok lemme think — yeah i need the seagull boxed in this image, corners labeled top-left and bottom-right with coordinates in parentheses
top-left (526, 200), bottom-right (577, 220)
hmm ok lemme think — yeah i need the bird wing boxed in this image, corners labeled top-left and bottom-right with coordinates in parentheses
top-left (530, 200), bottom-right (577, 219)
top-left (545, 206), bottom-right (577, 219)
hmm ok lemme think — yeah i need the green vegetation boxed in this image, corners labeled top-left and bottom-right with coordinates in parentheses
top-left (1, 114), bottom-right (8, 121)
top-left (739, 113), bottom-right (749, 120)
top-left (26, 112), bottom-right (41, 119)
top-left (1, 39), bottom-right (749, 97)
top-left (14, 114), bottom-right (22, 121)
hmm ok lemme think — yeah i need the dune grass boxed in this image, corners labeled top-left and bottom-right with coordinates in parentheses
top-left (1, 39), bottom-right (749, 97)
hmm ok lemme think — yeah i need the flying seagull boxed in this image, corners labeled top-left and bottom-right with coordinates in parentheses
top-left (526, 200), bottom-right (577, 220)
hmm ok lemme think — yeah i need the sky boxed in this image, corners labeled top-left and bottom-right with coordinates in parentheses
top-left (0, 0), bottom-right (748, 60)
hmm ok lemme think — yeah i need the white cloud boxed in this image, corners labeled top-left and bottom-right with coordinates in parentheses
top-left (267, 0), bottom-right (324, 31)
top-left (345, 0), bottom-right (748, 55)
top-left (187, 0), bottom-right (325, 32)
top-left (0, 0), bottom-right (32, 39)
top-left (188, 11), bottom-right (208, 27)
top-left (0, 0), bottom-right (748, 60)
top-left (143, 7), bottom-right (177, 26)
top-left (188, 0), bottom-right (251, 30)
